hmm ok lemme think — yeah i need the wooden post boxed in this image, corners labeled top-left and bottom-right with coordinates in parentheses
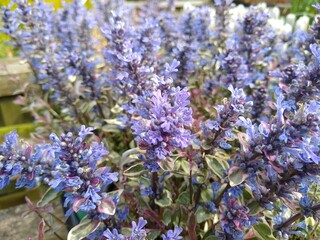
top-left (0, 57), bottom-right (33, 126)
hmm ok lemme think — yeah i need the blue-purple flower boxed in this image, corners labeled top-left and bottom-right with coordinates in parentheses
top-left (131, 87), bottom-right (193, 171)
top-left (162, 226), bottom-right (183, 240)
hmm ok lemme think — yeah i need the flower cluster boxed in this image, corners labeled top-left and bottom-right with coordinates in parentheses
top-left (0, 131), bottom-right (50, 189)
top-left (2, 0), bottom-right (103, 125)
top-left (201, 85), bottom-right (252, 152)
top-left (220, 196), bottom-right (257, 239)
top-left (102, 10), bottom-right (160, 103)
top-left (223, 5), bottom-right (275, 89)
top-left (46, 126), bottom-right (119, 220)
top-left (0, 131), bottom-right (25, 189)
top-left (131, 87), bottom-right (193, 171)
top-left (213, 0), bottom-right (233, 45)
top-left (103, 217), bottom-right (183, 240)
top-left (0, 127), bottom-right (120, 223)
top-left (234, 93), bottom-right (320, 212)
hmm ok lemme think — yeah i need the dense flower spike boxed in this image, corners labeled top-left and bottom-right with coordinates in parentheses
top-left (201, 85), bottom-right (252, 152)
top-left (0, 127), bottom-right (119, 222)
top-left (132, 87), bottom-right (193, 171)
top-left (213, 0), bottom-right (233, 45)
top-left (220, 196), bottom-right (257, 239)
top-left (217, 49), bottom-right (248, 88)
top-left (227, 6), bottom-right (275, 87)
top-left (169, 6), bottom-right (214, 87)
top-left (0, 131), bottom-right (51, 189)
top-left (0, 131), bottom-right (22, 189)
top-left (47, 128), bottom-right (119, 219)
top-left (102, 10), bottom-right (160, 103)
top-left (1, 0), bottom-right (106, 126)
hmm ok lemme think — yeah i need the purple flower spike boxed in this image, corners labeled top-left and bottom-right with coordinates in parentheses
top-left (131, 86), bottom-right (193, 171)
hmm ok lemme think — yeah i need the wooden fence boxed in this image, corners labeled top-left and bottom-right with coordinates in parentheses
top-left (0, 58), bottom-right (32, 126)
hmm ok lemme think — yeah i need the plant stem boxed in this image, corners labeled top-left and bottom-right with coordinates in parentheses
top-left (35, 212), bottom-right (64, 240)
top-left (193, 184), bottom-right (202, 210)
top-left (96, 102), bottom-right (106, 119)
top-left (151, 172), bottom-right (159, 210)
top-left (48, 212), bottom-right (67, 226)
top-left (189, 169), bottom-right (193, 206)
top-left (214, 183), bottom-right (230, 206)
top-left (277, 203), bottom-right (320, 230)
top-left (310, 221), bottom-right (319, 237)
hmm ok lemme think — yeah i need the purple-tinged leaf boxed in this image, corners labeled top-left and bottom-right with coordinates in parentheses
top-left (67, 219), bottom-right (101, 240)
top-left (228, 166), bottom-right (248, 187)
top-left (97, 198), bottom-right (116, 215)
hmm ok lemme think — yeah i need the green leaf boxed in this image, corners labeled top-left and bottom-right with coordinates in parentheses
top-left (147, 230), bottom-right (161, 240)
top-left (120, 148), bottom-right (139, 168)
top-left (242, 187), bottom-right (254, 199)
top-left (102, 125), bottom-right (121, 133)
top-left (204, 235), bottom-right (220, 240)
top-left (155, 190), bottom-right (172, 207)
top-left (37, 188), bottom-right (60, 207)
top-left (80, 102), bottom-right (88, 113)
top-left (123, 163), bottom-right (146, 177)
top-left (195, 206), bottom-right (212, 223)
top-left (180, 159), bottom-right (198, 174)
top-left (205, 155), bottom-right (229, 179)
top-left (172, 208), bottom-right (181, 226)
top-left (228, 166), bottom-right (248, 187)
top-left (252, 222), bottom-right (277, 240)
top-left (67, 219), bottom-right (101, 240)
top-left (121, 227), bottom-right (132, 236)
top-left (214, 149), bottom-right (230, 160)
top-left (201, 222), bottom-right (220, 239)
top-left (158, 158), bottom-right (174, 171)
top-left (111, 104), bottom-right (124, 114)
top-left (201, 189), bottom-right (213, 202)
top-left (176, 191), bottom-right (190, 205)
top-left (102, 189), bottom-right (124, 200)
top-left (104, 118), bottom-right (125, 126)
top-left (163, 209), bottom-right (172, 225)
top-left (248, 201), bottom-right (262, 215)
top-left (87, 101), bottom-right (97, 112)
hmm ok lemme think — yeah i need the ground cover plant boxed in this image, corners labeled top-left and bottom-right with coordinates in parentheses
top-left (1, 0), bottom-right (320, 239)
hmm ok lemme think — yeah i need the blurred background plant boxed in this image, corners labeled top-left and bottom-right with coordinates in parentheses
top-left (291, 0), bottom-right (317, 16)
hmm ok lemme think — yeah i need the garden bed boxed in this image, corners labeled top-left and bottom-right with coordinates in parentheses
top-left (0, 0), bottom-right (320, 239)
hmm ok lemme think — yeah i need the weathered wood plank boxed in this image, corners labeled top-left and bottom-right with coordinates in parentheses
top-left (0, 97), bottom-right (34, 126)
top-left (0, 57), bottom-right (31, 98)
top-left (0, 58), bottom-right (33, 126)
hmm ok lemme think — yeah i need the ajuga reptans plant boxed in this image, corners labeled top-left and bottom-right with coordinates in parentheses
top-left (2, 0), bottom-right (320, 240)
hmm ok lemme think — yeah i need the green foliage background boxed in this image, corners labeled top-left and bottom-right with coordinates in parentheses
top-left (291, 0), bottom-right (317, 15)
